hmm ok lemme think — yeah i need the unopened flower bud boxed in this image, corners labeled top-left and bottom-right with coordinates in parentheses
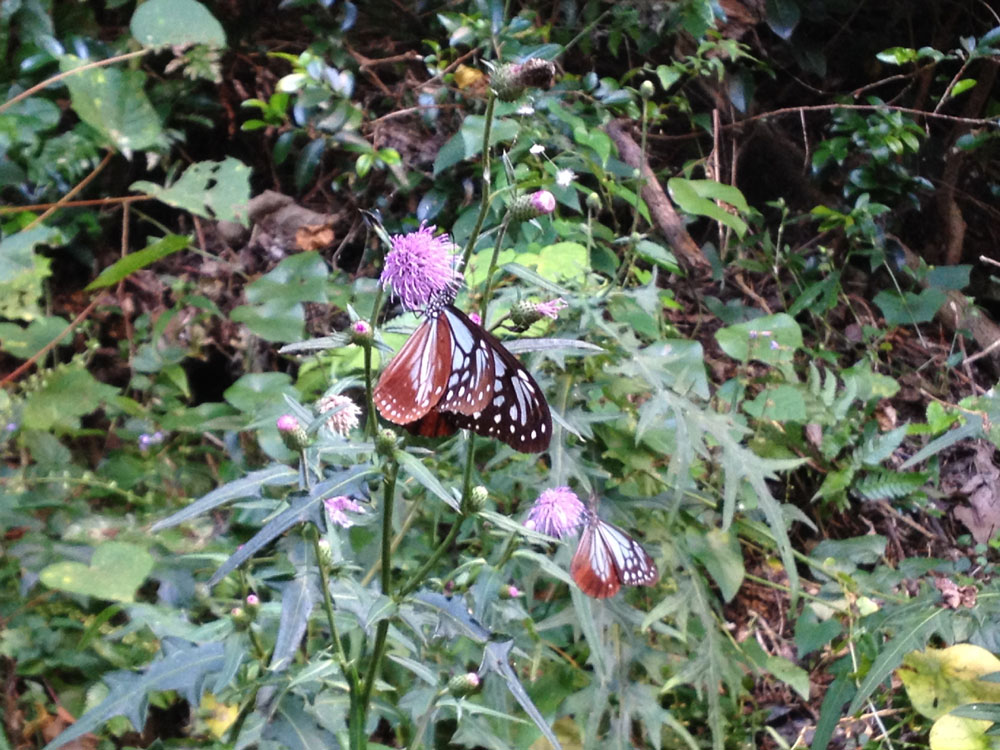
top-left (466, 485), bottom-right (488, 514)
top-left (448, 672), bottom-right (482, 698)
top-left (277, 414), bottom-right (311, 452)
top-left (490, 58), bottom-right (556, 102)
top-left (316, 539), bottom-right (333, 568)
top-left (517, 58), bottom-right (556, 90)
top-left (639, 80), bottom-right (655, 99)
top-left (586, 191), bottom-right (602, 211)
top-left (501, 585), bottom-right (521, 599)
top-left (230, 607), bottom-right (250, 629)
top-left (509, 190), bottom-right (555, 221)
top-left (350, 320), bottom-right (372, 347)
top-left (246, 593), bottom-right (260, 609)
top-left (376, 427), bottom-right (398, 456)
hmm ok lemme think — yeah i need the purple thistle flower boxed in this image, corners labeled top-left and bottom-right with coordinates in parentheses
top-left (535, 298), bottom-right (567, 319)
top-left (246, 593), bottom-right (259, 606)
top-left (530, 190), bottom-right (556, 215)
top-left (5, 422), bottom-right (17, 433)
top-left (353, 320), bottom-right (370, 335)
top-left (380, 223), bottom-right (459, 311)
top-left (325, 495), bottom-right (365, 528)
top-left (317, 393), bottom-right (361, 436)
top-left (524, 486), bottom-right (585, 539)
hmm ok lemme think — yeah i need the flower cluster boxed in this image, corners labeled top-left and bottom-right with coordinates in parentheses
top-left (324, 495), bottom-right (366, 528)
top-left (524, 486), bottom-right (585, 539)
top-left (317, 393), bottom-right (361, 436)
top-left (380, 223), bottom-right (459, 312)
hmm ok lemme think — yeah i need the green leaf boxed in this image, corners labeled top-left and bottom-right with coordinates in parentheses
top-left (263, 700), bottom-right (337, 750)
top-left (433, 115), bottom-right (520, 175)
top-left (688, 527), bottom-right (745, 602)
top-left (765, 0), bottom-right (800, 39)
top-left (85, 234), bottom-right (190, 290)
top-left (667, 178), bottom-right (749, 238)
top-left (132, 157), bottom-right (250, 223)
top-left (130, 0), bottom-right (226, 47)
top-left (743, 384), bottom-right (807, 421)
top-left (927, 265), bottom-right (971, 291)
top-left (877, 47), bottom-right (918, 65)
top-left (873, 288), bottom-right (947, 325)
top-left (634, 239), bottom-right (681, 273)
top-left (40, 542), bottom-right (154, 602)
top-left (22, 364), bottom-right (119, 432)
top-left (61, 56), bottom-right (162, 152)
top-left (44, 640), bottom-right (226, 750)
top-left (0, 316), bottom-right (70, 359)
top-left (395, 450), bottom-right (460, 511)
top-left (269, 572), bottom-right (317, 671)
top-left (950, 79), bottom-right (977, 97)
top-left (534, 241), bottom-right (588, 283)
top-left (715, 313), bottom-right (802, 364)
top-left (0, 225), bottom-right (59, 321)
top-left (231, 252), bottom-right (330, 342)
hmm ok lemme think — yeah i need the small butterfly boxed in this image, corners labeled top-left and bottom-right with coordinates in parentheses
top-left (374, 303), bottom-right (551, 453)
top-left (570, 510), bottom-right (659, 598)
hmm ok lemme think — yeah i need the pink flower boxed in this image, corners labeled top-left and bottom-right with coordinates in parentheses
top-left (535, 298), bottom-right (567, 319)
top-left (246, 594), bottom-right (259, 606)
top-left (317, 393), bottom-right (361, 436)
top-left (353, 320), bottom-right (370, 335)
top-left (276, 414), bottom-right (299, 432)
top-left (524, 487), bottom-right (585, 538)
top-left (468, 312), bottom-right (481, 325)
top-left (325, 495), bottom-right (365, 528)
top-left (530, 190), bottom-right (556, 215)
top-left (380, 223), bottom-right (459, 311)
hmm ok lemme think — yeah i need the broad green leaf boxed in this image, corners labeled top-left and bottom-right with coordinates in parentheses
top-left (21, 364), bottom-right (119, 432)
top-left (715, 313), bottom-right (802, 364)
top-left (61, 56), bottom-right (162, 152)
top-left (132, 157), bottom-right (250, 223)
top-left (766, 0), bottom-right (800, 38)
top-left (433, 115), bottom-right (520, 175)
top-left (535, 241), bottom-right (588, 282)
top-left (634, 239), bottom-right (681, 273)
top-left (743, 384), bottom-right (806, 421)
top-left (927, 265), bottom-right (971, 291)
top-left (86, 234), bottom-right (190, 290)
top-left (130, 0), bottom-right (226, 47)
top-left (40, 542), bottom-right (154, 602)
top-left (0, 316), bottom-right (70, 359)
top-left (873, 288), bottom-right (947, 325)
top-left (667, 178), bottom-right (749, 238)
top-left (231, 252), bottom-right (329, 342)
top-left (899, 645), bottom-right (1000, 720)
top-left (688, 527), bottom-right (744, 602)
top-left (928, 714), bottom-right (993, 750)
top-left (0, 225), bottom-right (59, 321)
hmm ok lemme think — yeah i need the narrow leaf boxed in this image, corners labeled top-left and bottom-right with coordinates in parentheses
top-left (86, 235), bottom-right (190, 290)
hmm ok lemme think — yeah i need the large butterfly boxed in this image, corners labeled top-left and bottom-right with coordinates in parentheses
top-left (570, 510), bottom-right (659, 598)
top-left (374, 304), bottom-right (552, 453)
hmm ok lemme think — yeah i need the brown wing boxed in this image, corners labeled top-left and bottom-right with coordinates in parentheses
top-left (434, 306), bottom-right (495, 416)
top-left (374, 315), bottom-right (450, 424)
top-left (404, 407), bottom-right (459, 439)
top-left (570, 517), bottom-right (621, 598)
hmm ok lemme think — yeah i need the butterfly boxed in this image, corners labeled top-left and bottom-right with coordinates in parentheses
top-left (374, 304), bottom-right (552, 453)
top-left (570, 510), bottom-right (659, 598)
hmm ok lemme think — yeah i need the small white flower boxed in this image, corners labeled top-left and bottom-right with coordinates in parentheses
top-left (555, 168), bottom-right (574, 187)
top-left (515, 103), bottom-right (535, 116)
top-left (530, 144), bottom-right (546, 155)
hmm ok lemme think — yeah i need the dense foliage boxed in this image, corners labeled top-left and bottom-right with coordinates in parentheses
top-left (3, 1), bottom-right (1000, 750)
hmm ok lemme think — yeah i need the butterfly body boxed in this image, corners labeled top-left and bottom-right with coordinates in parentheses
top-left (570, 511), bottom-right (659, 598)
top-left (374, 304), bottom-right (551, 452)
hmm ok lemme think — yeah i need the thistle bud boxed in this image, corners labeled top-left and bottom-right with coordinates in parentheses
top-left (490, 58), bottom-right (556, 102)
top-left (466, 485), bottom-right (488, 514)
top-left (448, 672), bottom-right (482, 698)
top-left (245, 593), bottom-right (260, 614)
top-left (376, 427), bottom-right (398, 457)
top-left (510, 300), bottom-right (542, 329)
top-left (277, 415), bottom-right (311, 451)
top-left (316, 539), bottom-right (333, 568)
top-left (639, 80), bottom-right (655, 99)
top-left (500, 584), bottom-right (521, 599)
top-left (230, 607), bottom-right (250, 630)
top-left (350, 320), bottom-right (372, 347)
top-left (509, 190), bottom-right (555, 221)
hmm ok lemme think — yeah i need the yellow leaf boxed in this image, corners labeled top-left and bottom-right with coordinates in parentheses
top-left (200, 693), bottom-right (239, 738)
top-left (929, 714), bottom-right (993, 750)
top-left (898, 645), bottom-right (1000, 719)
top-left (454, 65), bottom-right (485, 89)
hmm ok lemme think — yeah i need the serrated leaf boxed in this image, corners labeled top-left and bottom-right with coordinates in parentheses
top-left (411, 590), bottom-right (490, 643)
top-left (44, 640), bottom-right (225, 750)
top-left (86, 235), bottom-right (190, 290)
top-left (479, 639), bottom-right (562, 750)
top-left (269, 574), bottom-right (318, 672)
top-left (152, 464), bottom-right (298, 531)
top-left (263, 699), bottom-right (337, 750)
top-left (130, 0), bottom-right (226, 46)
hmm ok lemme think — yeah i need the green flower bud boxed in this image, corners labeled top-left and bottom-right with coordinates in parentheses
top-left (349, 319), bottom-right (373, 347)
top-left (509, 300), bottom-right (542, 330)
top-left (277, 415), bottom-right (311, 452)
top-left (639, 80), bottom-right (655, 99)
top-left (586, 191), bottom-right (602, 211)
top-left (316, 539), bottom-right (333, 568)
top-left (466, 485), bottom-right (488, 514)
top-left (490, 63), bottom-right (525, 102)
top-left (376, 428), bottom-right (398, 457)
top-left (448, 672), bottom-right (482, 698)
top-left (509, 190), bottom-right (555, 221)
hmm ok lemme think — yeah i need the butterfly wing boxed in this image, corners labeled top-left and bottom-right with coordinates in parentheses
top-left (434, 306), bottom-right (495, 416)
top-left (374, 313), bottom-right (451, 424)
top-left (570, 514), bottom-right (620, 598)
top-left (443, 323), bottom-right (552, 452)
top-left (571, 513), bottom-right (658, 598)
top-left (404, 407), bottom-right (459, 439)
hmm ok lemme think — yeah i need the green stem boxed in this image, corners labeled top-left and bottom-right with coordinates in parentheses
top-left (310, 532), bottom-right (356, 685)
top-left (460, 94), bottom-right (497, 273)
top-left (478, 216), bottom-right (511, 322)
top-left (363, 285), bottom-right (384, 439)
top-left (397, 436), bottom-right (475, 598)
top-left (359, 459), bottom-right (399, 712)
top-left (618, 95), bottom-right (651, 287)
